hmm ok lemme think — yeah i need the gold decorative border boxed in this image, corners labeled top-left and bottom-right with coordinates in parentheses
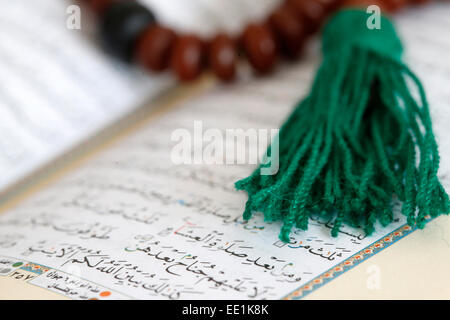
top-left (283, 224), bottom-right (415, 300)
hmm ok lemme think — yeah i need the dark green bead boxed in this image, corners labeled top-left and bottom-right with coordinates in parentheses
top-left (100, 1), bottom-right (156, 61)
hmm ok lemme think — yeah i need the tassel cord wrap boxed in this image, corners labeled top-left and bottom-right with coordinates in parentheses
top-left (235, 9), bottom-right (449, 242)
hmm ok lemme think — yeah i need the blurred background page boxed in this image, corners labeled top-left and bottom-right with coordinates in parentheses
top-left (0, 0), bottom-right (168, 192)
top-left (0, 0), bottom-right (282, 194)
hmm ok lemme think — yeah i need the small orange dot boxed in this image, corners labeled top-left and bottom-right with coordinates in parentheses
top-left (100, 291), bottom-right (111, 297)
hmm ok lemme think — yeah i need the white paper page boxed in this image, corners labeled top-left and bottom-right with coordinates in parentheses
top-left (0, 0), bottom-right (283, 194)
top-left (0, 4), bottom-right (448, 300)
top-left (0, 0), bottom-right (174, 192)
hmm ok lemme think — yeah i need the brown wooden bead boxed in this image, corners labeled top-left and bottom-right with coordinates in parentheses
top-left (286, 0), bottom-right (328, 33)
top-left (409, 0), bottom-right (431, 4)
top-left (84, 0), bottom-right (116, 16)
top-left (384, 0), bottom-right (408, 12)
top-left (242, 24), bottom-right (278, 74)
top-left (269, 5), bottom-right (307, 59)
top-left (171, 35), bottom-right (205, 81)
top-left (208, 34), bottom-right (237, 82)
top-left (341, 0), bottom-right (390, 12)
top-left (316, 0), bottom-right (342, 13)
top-left (135, 25), bottom-right (176, 72)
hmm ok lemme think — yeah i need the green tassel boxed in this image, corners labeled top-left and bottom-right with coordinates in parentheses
top-left (235, 9), bottom-right (449, 243)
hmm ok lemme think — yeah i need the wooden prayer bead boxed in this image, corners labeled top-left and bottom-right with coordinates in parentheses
top-left (409, 0), bottom-right (432, 4)
top-left (83, 0), bottom-right (116, 16)
top-left (385, 0), bottom-right (408, 12)
top-left (286, 0), bottom-right (328, 33)
top-left (242, 24), bottom-right (278, 74)
top-left (135, 25), bottom-right (176, 72)
top-left (269, 5), bottom-right (307, 59)
top-left (171, 35), bottom-right (205, 81)
top-left (316, 0), bottom-right (343, 13)
top-left (100, 1), bottom-right (156, 61)
top-left (341, 0), bottom-right (390, 12)
top-left (208, 34), bottom-right (237, 82)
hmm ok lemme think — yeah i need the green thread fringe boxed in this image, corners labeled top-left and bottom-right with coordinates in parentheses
top-left (235, 9), bottom-right (449, 243)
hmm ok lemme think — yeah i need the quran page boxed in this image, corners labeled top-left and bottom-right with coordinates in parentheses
top-left (0, 0), bottom-right (174, 193)
top-left (0, 0), bottom-right (281, 194)
top-left (0, 3), bottom-right (448, 300)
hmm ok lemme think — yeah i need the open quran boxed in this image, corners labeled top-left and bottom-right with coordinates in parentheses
top-left (0, 0), bottom-right (449, 300)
